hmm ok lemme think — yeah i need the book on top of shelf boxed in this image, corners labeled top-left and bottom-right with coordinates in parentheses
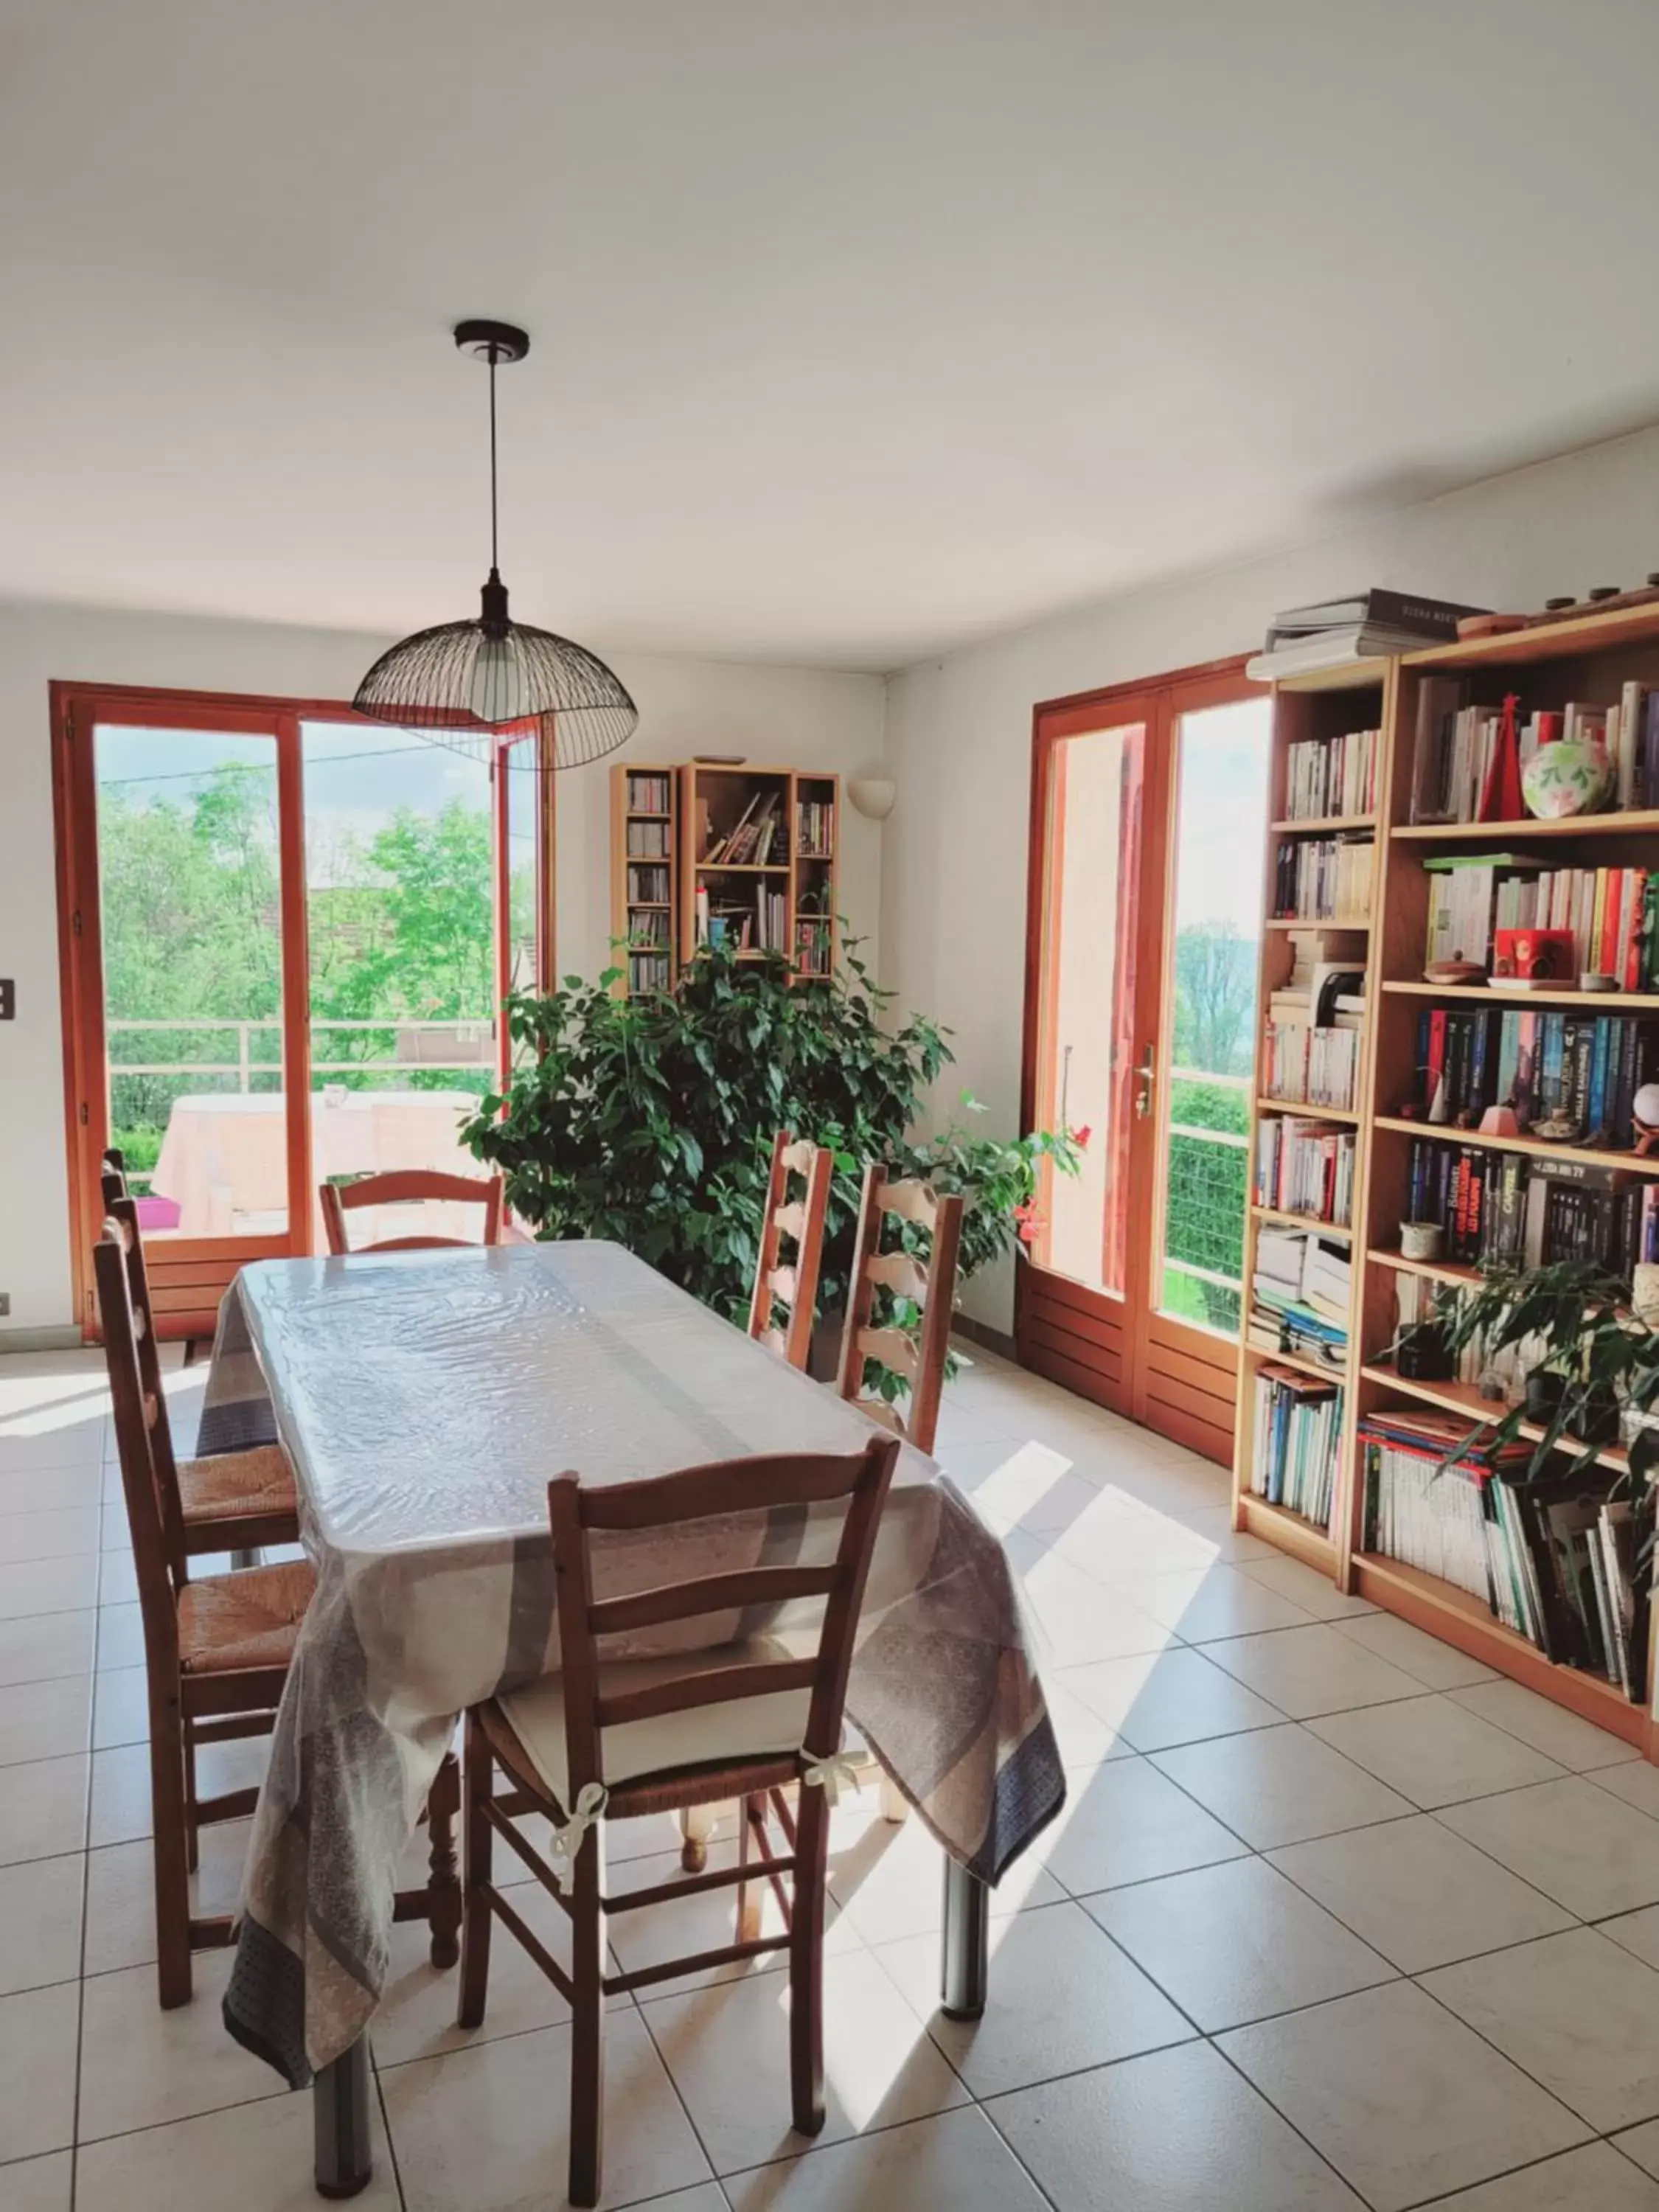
top-left (1268, 589), bottom-right (1487, 643)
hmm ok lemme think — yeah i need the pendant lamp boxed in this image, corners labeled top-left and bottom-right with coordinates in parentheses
top-left (353, 321), bottom-right (638, 768)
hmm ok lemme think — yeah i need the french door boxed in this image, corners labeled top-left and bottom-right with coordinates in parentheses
top-left (54, 685), bottom-right (556, 1338)
top-left (1018, 661), bottom-right (1270, 1463)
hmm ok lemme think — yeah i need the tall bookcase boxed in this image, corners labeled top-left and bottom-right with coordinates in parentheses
top-left (1235, 602), bottom-right (1659, 1756)
top-left (677, 762), bottom-right (840, 978)
top-left (609, 764), bottom-right (681, 996)
top-left (1233, 660), bottom-right (1394, 1575)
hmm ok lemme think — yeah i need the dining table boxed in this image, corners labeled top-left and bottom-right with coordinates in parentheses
top-left (194, 1239), bottom-right (1067, 2199)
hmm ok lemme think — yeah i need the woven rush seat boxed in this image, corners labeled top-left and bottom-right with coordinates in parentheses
top-left (178, 1559), bottom-right (316, 1674)
top-left (177, 1444), bottom-right (297, 1528)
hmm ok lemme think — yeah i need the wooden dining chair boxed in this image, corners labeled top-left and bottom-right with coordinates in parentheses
top-left (747, 1130), bottom-right (833, 1369)
top-left (456, 1434), bottom-right (900, 2208)
top-left (319, 1167), bottom-right (506, 1254)
top-left (835, 1164), bottom-right (965, 1456)
top-left (97, 1221), bottom-right (463, 2006)
top-left (105, 1197), bottom-right (300, 1559)
top-left (97, 1220), bottom-right (317, 2006)
top-left (101, 1146), bottom-right (129, 1208)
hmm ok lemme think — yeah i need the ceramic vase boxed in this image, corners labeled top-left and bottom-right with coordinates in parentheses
top-left (1522, 739), bottom-right (1613, 820)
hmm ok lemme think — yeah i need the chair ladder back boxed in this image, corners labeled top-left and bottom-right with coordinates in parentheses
top-left (801, 1434), bottom-right (900, 1760)
top-left (905, 1190), bottom-right (964, 1458)
top-left (320, 1168), bottom-right (507, 1255)
top-left (105, 1197), bottom-right (189, 1572)
top-left (547, 1472), bottom-right (606, 1809)
top-left (93, 1228), bottom-right (184, 1670)
top-left (747, 1132), bottom-right (832, 1370)
top-left (547, 1436), bottom-right (899, 1789)
top-left (835, 1164), bottom-right (964, 1456)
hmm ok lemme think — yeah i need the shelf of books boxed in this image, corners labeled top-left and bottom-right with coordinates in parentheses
top-left (609, 765), bottom-right (681, 997)
top-left (1233, 664), bottom-right (1392, 1573)
top-left (1346, 603), bottom-right (1659, 1751)
top-left (678, 763), bottom-right (840, 979)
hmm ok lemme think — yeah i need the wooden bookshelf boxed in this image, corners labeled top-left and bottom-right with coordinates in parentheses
top-left (1234, 604), bottom-right (1659, 1757)
top-left (609, 764), bottom-right (681, 997)
top-left (1232, 664), bottom-right (1392, 1559)
top-left (677, 762), bottom-right (840, 979)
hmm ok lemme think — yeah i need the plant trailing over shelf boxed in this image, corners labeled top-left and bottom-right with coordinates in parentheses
top-left (460, 936), bottom-right (1082, 1343)
top-left (1437, 1257), bottom-right (1659, 1497)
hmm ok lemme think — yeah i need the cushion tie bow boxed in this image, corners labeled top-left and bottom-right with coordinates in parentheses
top-left (800, 1753), bottom-right (863, 1808)
top-left (548, 1782), bottom-right (608, 1888)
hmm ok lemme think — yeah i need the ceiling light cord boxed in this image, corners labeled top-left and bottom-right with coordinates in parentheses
top-left (487, 344), bottom-right (501, 575)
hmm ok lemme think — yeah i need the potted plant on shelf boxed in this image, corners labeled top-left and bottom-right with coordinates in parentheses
top-left (459, 937), bottom-right (1082, 1366)
top-left (1439, 1257), bottom-right (1658, 1485)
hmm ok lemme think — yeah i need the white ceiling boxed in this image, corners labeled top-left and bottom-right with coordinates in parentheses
top-left (5, 0), bottom-right (1659, 672)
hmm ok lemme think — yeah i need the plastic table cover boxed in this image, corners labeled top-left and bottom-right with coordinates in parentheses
top-left (209, 1241), bottom-right (1065, 2084)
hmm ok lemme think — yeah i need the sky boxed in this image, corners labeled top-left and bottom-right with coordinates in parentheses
top-left (94, 719), bottom-right (494, 888)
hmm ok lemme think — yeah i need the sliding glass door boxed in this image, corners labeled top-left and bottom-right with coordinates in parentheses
top-left (1020, 666), bottom-right (1270, 1461)
top-left (55, 686), bottom-right (556, 1338)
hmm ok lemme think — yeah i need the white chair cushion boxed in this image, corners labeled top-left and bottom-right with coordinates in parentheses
top-left (498, 1643), bottom-right (814, 1815)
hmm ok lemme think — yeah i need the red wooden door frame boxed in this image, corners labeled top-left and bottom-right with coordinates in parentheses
top-left (53, 681), bottom-right (553, 1339)
top-left (1017, 655), bottom-right (1252, 1462)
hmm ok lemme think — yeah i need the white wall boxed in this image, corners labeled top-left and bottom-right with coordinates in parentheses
top-left (882, 421), bottom-right (1659, 1331)
top-left (0, 601), bottom-right (885, 1336)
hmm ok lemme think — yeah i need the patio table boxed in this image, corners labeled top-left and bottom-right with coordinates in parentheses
top-left (150, 1088), bottom-right (478, 1235)
top-left (196, 1240), bottom-right (1065, 2197)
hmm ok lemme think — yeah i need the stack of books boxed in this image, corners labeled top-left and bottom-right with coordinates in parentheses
top-left (1411, 678), bottom-right (1659, 824)
top-left (1272, 833), bottom-right (1374, 922)
top-left (1253, 1115), bottom-right (1356, 1225)
top-left (1246, 590), bottom-right (1485, 682)
top-left (627, 952), bottom-right (672, 994)
top-left (625, 818), bottom-right (671, 858)
top-left (1413, 1004), bottom-right (1659, 1146)
top-left (1283, 728), bottom-right (1379, 821)
top-left (625, 773), bottom-right (672, 815)
top-left (1250, 1367), bottom-right (1343, 1528)
top-left (626, 863), bottom-right (671, 905)
top-left (704, 792), bottom-right (784, 865)
top-left (1360, 1405), bottom-right (1649, 1697)
top-left (796, 799), bottom-right (834, 857)
top-left (1248, 1226), bottom-right (1349, 1368)
top-left (1403, 1135), bottom-right (1659, 1276)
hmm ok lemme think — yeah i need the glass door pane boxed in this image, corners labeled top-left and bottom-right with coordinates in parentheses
top-left (302, 721), bottom-right (497, 1243)
top-left (94, 723), bottom-right (287, 1238)
top-left (1154, 695), bottom-right (1271, 1335)
top-left (1029, 717), bottom-right (1145, 1295)
top-left (503, 734), bottom-right (542, 1068)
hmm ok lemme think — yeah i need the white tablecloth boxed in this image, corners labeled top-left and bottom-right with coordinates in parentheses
top-left (149, 1089), bottom-right (477, 1234)
top-left (205, 1242), bottom-right (1066, 2084)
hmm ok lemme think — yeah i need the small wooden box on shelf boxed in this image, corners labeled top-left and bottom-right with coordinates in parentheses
top-left (1233, 658), bottom-right (1392, 1575)
top-left (677, 762), bottom-right (840, 979)
top-left (1235, 600), bottom-right (1659, 1756)
top-left (609, 765), bottom-right (681, 997)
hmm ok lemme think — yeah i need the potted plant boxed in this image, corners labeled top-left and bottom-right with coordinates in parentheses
top-left (1439, 1258), bottom-right (1658, 1484)
top-left (459, 938), bottom-right (1081, 1357)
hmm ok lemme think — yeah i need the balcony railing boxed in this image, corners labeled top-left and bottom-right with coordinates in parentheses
top-left (1161, 1065), bottom-right (1251, 1329)
top-left (107, 1017), bottom-right (496, 1084)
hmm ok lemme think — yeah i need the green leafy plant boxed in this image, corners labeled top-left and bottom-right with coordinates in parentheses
top-left (1439, 1258), bottom-right (1659, 1499)
top-left (459, 938), bottom-right (1080, 1338)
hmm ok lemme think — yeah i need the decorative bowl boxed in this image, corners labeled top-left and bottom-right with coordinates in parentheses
top-left (1522, 738), bottom-right (1613, 819)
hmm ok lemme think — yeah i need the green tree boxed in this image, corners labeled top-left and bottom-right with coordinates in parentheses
top-left (1172, 920), bottom-right (1256, 1080)
top-left (366, 804), bottom-right (495, 1019)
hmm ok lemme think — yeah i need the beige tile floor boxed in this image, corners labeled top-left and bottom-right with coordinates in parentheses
top-left (4, 1340), bottom-right (1659, 2209)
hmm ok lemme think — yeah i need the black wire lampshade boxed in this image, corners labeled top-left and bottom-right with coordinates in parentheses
top-left (353, 321), bottom-right (639, 771)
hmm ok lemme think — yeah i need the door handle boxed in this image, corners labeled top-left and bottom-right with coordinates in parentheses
top-left (1133, 1043), bottom-right (1156, 1119)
